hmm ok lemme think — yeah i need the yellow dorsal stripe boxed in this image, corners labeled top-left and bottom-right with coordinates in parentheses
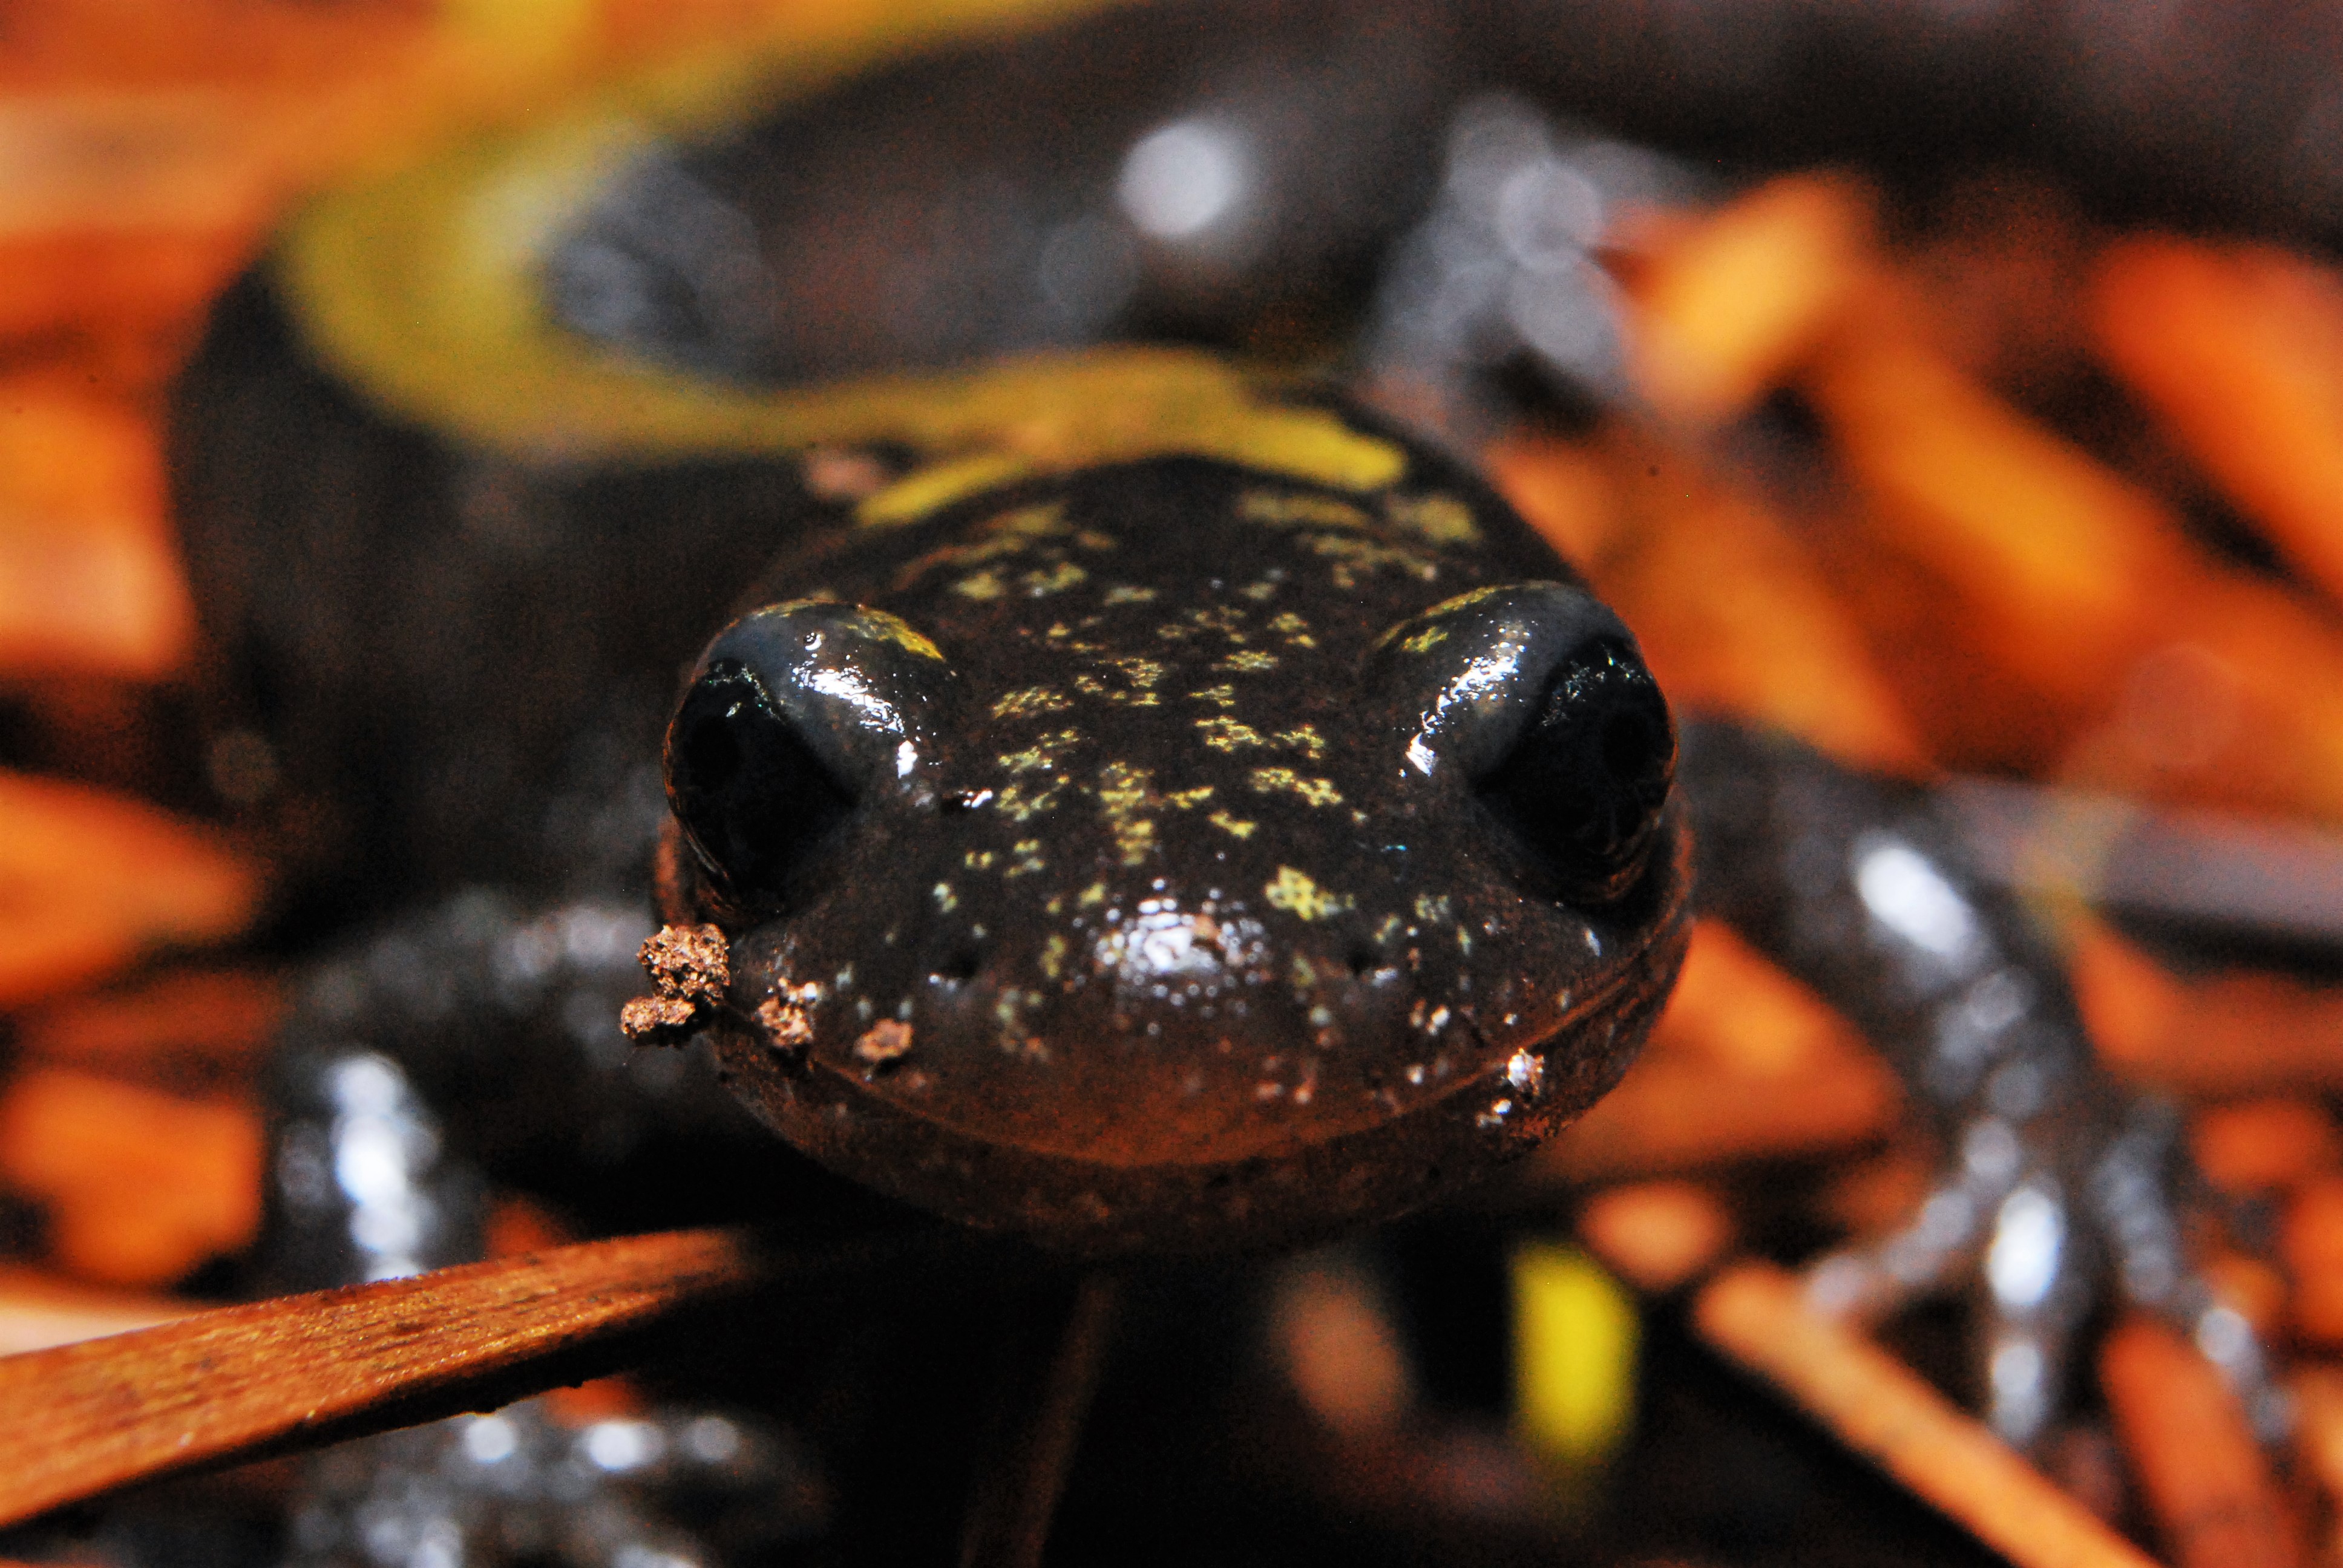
top-left (277, 3), bottom-right (1406, 501)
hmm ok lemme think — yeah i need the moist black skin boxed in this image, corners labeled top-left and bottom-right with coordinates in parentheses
top-left (652, 445), bottom-right (1691, 1255)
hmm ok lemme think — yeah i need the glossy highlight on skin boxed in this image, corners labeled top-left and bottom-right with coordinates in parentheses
top-left (651, 444), bottom-right (1691, 1254)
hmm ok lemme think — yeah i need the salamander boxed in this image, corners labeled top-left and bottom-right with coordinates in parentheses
top-left (134, 2), bottom-right (2299, 1561)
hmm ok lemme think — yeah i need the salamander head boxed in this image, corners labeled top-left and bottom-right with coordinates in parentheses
top-left (645, 444), bottom-right (1689, 1254)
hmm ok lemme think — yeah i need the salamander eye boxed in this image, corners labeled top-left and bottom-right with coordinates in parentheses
top-left (666, 601), bottom-right (959, 902)
top-left (1374, 583), bottom-right (1676, 904)
top-left (1476, 633), bottom-right (1674, 903)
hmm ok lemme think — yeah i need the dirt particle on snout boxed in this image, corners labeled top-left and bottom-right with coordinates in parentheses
top-left (853, 1019), bottom-right (915, 1068)
top-left (619, 923), bottom-right (730, 1044)
top-left (757, 996), bottom-right (816, 1054)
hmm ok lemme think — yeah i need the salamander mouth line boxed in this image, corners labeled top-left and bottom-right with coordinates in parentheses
top-left (741, 893), bottom-right (1682, 1132)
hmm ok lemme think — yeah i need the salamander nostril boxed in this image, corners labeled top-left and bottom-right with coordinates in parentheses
top-left (1345, 945), bottom-right (1381, 978)
top-left (936, 947), bottom-right (983, 984)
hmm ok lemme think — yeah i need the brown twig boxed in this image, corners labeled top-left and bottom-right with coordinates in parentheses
top-left (0, 1222), bottom-right (944, 1527)
top-left (2101, 1315), bottom-right (2302, 1568)
top-left (958, 1272), bottom-right (1122, 1568)
top-left (1694, 1261), bottom-right (2158, 1568)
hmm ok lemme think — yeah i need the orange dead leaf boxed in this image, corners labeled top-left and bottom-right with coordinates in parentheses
top-left (2074, 924), bottom-right (2343, 1098)
top-left (2287, 1178), bottom-right (2343, 1348)
top-left (0, 770), bottom-right (260, 1008)
top-left (1490, 426), bottom-right (1927, 773)
top-left (2091, 237), bottom-right (2343, 609)
top-left (1578, 1180), bottom-right (1734, 1293)
top-left (1622, 172), bottom-right (1876, 427)
top-left (1541, 920), bottom-right (1899, 1181)
top-left (0, 385), bottom-right (192, 678)
top-left (16, 966), bottom-right (284, 1090)
top-left (2100, 1315), bottom-right (2302, 1568)
top-left (0, 1067), bottom-right (261, 1287)
top-left (2192, 1099), bottom-right (2341, 1198)
top-left (1806, 324), bottom-right (2343, 823)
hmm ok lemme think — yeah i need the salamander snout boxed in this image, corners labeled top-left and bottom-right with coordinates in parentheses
top-left (646, 578), bottom-right (1688, 1253)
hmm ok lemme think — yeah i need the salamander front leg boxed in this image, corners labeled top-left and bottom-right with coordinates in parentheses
top-left (1680, 717), bottom-right (2286, 1452)
top-left (1809, 1117), bottom-right (2096, 1448)
top-left (2090, 1096), bottom-right (2293, 1443)
top-left (256, 887), bottom-right (830, 1567)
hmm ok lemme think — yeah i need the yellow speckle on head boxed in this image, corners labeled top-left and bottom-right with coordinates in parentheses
top-left (1104, 584), bottom-right (1158, 605)
top-left (1239, 578), bottom-right (1283, 602)
top-left (1075, 660), bottom-right (1163, 706)
top-left (1096, 761), bottom-right (1159, 866)
top-left (1413, 893), bottom-right (1453, 925)
top-left (997, 730), bottom-right (1079, 774)
top-left (1112, 820), bottom-right (1156, 865)
top-left (773, 601), bottom-right (946, 661)
top-left (995, 780), bottom-right (1066, 822)
top-left (1266, 865), bottom-right (1353, 921)
top-left (1273, 725), bottom-right (1326, 760)
top-left (1040, 932), bottom-right (1070, 981)
top-left (953, 568), bottom-right (1006, 601)
top-left (1376, 587), bottom-right (1524, 656)
top-left (1241, 490), bottom-right (1371, 530)
top-left (1250, 768), bottom-right (1343, 808)
top-left (1303, 531), bottom-right (1438, 587)
top-left (1021, 560), bottom-right (1089, 596)
top-left (992, 503), bottom-right (1069, 539)
top-left (1078, 881), bottom-right (1108, 908)
top-left (1004, 839), bottom-right (1048, 878)
top-left (890, 505), bottom-right (1075, 590)
top-left (964, 849), bottom-right (998, 872)
top-left (1267, 611), bottom-right (1317, 647)
top-left (993, 988), bottom-right (1049, 1060)
top-left (862, 612), bottom-right (945, 661)
top-left (932, 883), bottom-right (957, 911)
top-left (1108, 656), bottom-right (1167, 688)
top-left (1416, 584), bottom-right (1510, 621)
top-left (1187, 684), bottom-right (1236, 709)
top-left (993, 686), bottom-right (1073, 719)
top-left (1165, 785), bottom-right (1216, 809)
top-left (1196, 715), bottom-right (1268, 751)
top-left (1384, 491), bottom-right (1481, 546)
top-left (1208, 811), bottom-right (1257, 840)
top-left (1215, 651), bottom-right (1279, 673)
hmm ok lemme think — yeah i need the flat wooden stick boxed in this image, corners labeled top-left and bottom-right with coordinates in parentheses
top-left (958, 1271), bottom-right (1121, 1568)
top-left (0, 1223), bottom-right (932, 1526)
top-left (1695, 1261), bottom-right (2158, 1568)
top-left (2102, 1315), bottom-right (2302, 1568)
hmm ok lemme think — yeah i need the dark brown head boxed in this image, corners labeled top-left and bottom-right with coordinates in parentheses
top-left (649, 443), bottom-right (1689, 1253)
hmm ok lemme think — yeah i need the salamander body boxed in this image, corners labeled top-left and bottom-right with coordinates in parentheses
top-left (141, 2), bottom-right (2299, 1560)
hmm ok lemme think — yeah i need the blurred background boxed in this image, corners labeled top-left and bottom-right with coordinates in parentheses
top-left (5, 2), bottom-right (2343, 1565)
